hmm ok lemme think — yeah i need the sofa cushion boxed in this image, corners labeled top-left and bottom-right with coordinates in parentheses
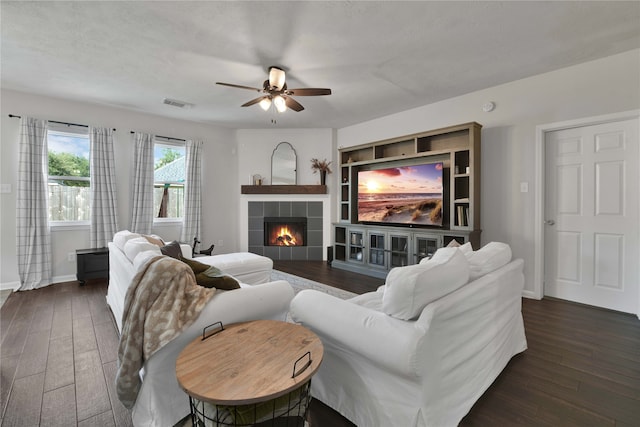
top-left (193, 253), bottom-right (273, 280)
top-left (181, 257), bottom-right (241, 290)
top-left (465, 242), bottom-right (512, 281)
top-left (132, 250), bottom-right (161, 272)
top-left (160, 241), bottom-right (183, 259)
top-left (113, 230), bottom-right (142, 251)
top-left (124, 237), bottom-right (162, 263)
top-left (383, 248), bottom-right (470, 320)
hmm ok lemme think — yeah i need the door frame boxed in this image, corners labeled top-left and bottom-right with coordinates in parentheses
top-left (533, 109), bottom-right (640, 318)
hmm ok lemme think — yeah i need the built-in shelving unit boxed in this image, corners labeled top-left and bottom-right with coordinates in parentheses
top-left (332, 122), bottom-right (481, 278)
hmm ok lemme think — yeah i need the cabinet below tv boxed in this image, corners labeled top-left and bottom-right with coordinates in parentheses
top-left (331, 223), bottom-right (480, 279)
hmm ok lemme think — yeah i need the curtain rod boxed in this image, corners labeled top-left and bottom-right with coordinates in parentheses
top-left (129, 131), bottom-right (186, 142)
top-left (8, 114), bottom-right (116, 131)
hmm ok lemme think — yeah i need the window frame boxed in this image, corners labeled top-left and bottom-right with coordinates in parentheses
top-left (46, 127), bottom-right (91, 229)
top-left (153, 139), bottom-right (186, 224)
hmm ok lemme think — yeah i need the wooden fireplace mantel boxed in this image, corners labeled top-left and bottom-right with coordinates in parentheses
top-left (241, 185), bottom-right (327, 195)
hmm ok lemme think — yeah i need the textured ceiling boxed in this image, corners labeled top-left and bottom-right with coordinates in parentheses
top-left (2, 1), bottom-right (639, 129)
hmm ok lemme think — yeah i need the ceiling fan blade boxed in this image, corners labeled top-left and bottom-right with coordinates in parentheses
top-left (286, 88), bottom-right (332, 96)
top-left (216, 82), bottom-right (262, 92)
top-left (284, 96), bottom-right (304, 112)
top-left (241, 96), bottom-right (269, 107)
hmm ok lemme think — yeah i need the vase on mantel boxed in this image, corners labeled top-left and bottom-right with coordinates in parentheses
top-left (320, 170), bottom-right (327, 186)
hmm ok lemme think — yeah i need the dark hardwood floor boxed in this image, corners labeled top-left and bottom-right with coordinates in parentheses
top-left (1, 262), bottom-right (639, 426)
top-left (272, 260), bottom-right (385, 295)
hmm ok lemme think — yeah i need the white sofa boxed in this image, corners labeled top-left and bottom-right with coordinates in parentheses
top-left (290, 242), bottom-right (527, 427)
top-left (107, 230), bottom-right (275, 332)
top-left (106, 231), bottom-right (293, 427)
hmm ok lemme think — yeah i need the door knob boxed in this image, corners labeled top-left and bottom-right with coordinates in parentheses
top-left (544, 220), bottom-right (555, 226)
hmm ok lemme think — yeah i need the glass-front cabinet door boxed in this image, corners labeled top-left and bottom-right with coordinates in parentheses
top-left (414, 233), bottom-right (441, 263)
top-left (368, 232), bottom-right (386, 268)
top-left (348, 229), bottom-right (365, 263)
top-left (389, 233), bottom-right (410, 268)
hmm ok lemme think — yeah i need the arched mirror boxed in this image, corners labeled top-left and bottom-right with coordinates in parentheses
top-left (271, 142), bottom-right (297, 185)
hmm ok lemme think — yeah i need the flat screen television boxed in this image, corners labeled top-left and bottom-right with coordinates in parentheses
top-left (357, 162), bottom-right (444, 227)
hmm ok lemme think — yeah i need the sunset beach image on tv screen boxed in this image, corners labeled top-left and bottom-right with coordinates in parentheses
top-left (357, 162), bottom-right (443, 226)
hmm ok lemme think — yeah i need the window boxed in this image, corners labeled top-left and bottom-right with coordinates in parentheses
top-left (153, 142), bottom-right (185, 220)
top-left (47, 129), bottom-right (90, 223)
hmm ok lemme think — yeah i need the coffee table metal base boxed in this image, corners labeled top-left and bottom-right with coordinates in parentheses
top-left (187, 380), bottom-right (311, 427)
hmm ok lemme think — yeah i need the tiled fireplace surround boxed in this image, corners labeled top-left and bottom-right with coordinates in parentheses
top-left (247, 200), bottom-right (325, 261)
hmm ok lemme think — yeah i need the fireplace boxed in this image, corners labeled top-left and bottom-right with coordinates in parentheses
top-left (247, 201), bottom-right (323, 261)
top-left (264, 217), bottom-right (307, 247)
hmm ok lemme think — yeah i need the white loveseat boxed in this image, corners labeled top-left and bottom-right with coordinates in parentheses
top-left (290, 242), bottom-right (527, 427)
top-left (107, 230), bottom-right (275, 332)
top-left (106, 231), bottom-right (293, 427)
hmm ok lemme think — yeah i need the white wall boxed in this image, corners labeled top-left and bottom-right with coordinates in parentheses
top-left (236, 128), bottom-right (335, 188)
top-left (236, 129), bottom-right (334, 192)
top-left (337, 49), bottom-right (640, 295)
top-left (0, 90), bottom-right (237, 287)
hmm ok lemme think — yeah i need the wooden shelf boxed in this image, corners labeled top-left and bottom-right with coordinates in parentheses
top-left (241, 185), bottom-right (327, 194)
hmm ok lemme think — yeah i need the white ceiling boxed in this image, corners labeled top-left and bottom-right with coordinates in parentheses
top-left (2, 1), bottom-right (639, 129)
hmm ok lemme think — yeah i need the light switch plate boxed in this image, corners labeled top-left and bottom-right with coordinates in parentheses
top-left (520, 182), bottom-right (529, 193)
top-left (0, 184), bottom-right (11, 194)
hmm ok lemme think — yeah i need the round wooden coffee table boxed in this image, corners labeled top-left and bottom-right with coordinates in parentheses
top-left (176, 319), bottom-right (323, 426)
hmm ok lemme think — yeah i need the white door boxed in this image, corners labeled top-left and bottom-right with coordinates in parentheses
top-left (544, 118), bottom-right (639, 313)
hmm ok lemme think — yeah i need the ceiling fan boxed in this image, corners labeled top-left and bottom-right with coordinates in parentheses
top-left (216, 66), bottom-right (331, 113)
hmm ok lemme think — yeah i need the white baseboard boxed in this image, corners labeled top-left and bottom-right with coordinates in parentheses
top-left (52, 274), bottom-right (77, 284)
top-left (522, 289), bottom-right (540, 300)
top-left (1, 274), bottom-right (78, 292)
top-left (0, 281), bottom-right (21, 291)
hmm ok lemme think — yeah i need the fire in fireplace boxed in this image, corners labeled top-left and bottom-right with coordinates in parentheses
top-left (264, 217), bottom-right (307, 247)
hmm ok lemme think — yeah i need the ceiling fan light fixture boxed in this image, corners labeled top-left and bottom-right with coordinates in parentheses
top-left (217, 65), bottom-right (331, 113)
top-left (259, 97), bottom-right (272, 111)
top-left (269, 67), bottom-right (286, 91)
top-left (273, 95), bottom-right (287, 113)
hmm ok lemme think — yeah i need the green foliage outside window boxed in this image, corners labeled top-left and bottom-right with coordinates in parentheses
top-left (48, 151), bottom-right (90, 187)
top-left (155, 148), bottom-right (183, 170)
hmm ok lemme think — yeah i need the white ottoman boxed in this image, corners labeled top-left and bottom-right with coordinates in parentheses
top-left (194, 252), bottom-right (273, 285)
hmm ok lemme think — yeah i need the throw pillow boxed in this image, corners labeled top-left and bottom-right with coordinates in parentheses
top-left (466, 242), bottom-right (512, 281)
top-left (458, 242), bottom-right (473, 255)
top-left (446, 239), bottom-right (461, 248)
top-left (142, 234), bottom-right (165, 247)
top-left (382, 247), bottom-right (470, 320)
top-left (160, 241), bottom-right (183, 259)
top-left (181, 256), bottom-right (210, 274)
top-left (181, 257), bottom-right (240, 290)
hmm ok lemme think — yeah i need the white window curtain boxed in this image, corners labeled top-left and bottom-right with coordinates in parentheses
top-left (16, 117), bottom-right (52, 291)
top-left (180, 140), bottom-right (203, 246)
top-left (130, 132), bottom-right (154, 234)
top-left (89, 127), bottom-right (119, 247)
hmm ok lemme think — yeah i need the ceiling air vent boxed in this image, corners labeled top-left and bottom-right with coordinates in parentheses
top-left (163, 98), bottom-right (193, 109)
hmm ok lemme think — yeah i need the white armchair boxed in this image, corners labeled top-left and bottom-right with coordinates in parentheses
top-left (290, 244), bottom-right (527, 427)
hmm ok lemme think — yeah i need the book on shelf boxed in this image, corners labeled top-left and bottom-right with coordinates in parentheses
top-left (457, 205), bottom-right (469, 226)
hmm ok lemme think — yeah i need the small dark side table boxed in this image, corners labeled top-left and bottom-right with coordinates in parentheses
top-left (76, 247), bottom-right (109, 285)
